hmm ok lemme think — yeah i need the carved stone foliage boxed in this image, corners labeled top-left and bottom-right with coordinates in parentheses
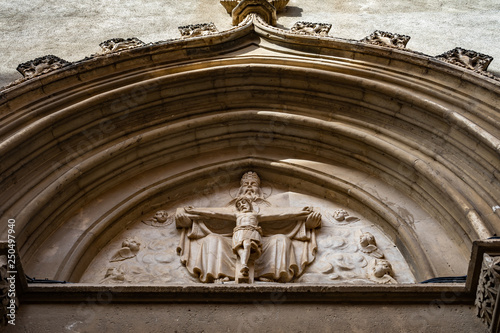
top-left (16, 55), bottom-right (70, 79)
top-left (476, 254), bottom-right (500, 328)
top-left (99, 37), bottom-right (145, 54)
top-left (361, 30), bottom-right (410, 49)
top-left (436, 47), bottom-right (493, 72)
top-left (178, 23), bottom-right (218, 38)
top-left (290, 22), bottom-right (332, 37)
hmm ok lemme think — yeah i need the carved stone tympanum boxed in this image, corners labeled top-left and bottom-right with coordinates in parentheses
top-left (176, 171), bottom-right (322, 283)
top-left (16, 55), bottom-right (70, 79)
top-left (290, 22), bottom-right (332, 37)
top-left (361, 30), bottom-right (410, 49)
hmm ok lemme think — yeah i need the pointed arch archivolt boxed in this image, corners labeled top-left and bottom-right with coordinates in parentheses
top-left (1, 17), bottom-right (499, 282)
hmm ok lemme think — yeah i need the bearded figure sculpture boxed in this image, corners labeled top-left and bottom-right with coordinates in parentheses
top-left (175, 171), bottom-right (322, 283)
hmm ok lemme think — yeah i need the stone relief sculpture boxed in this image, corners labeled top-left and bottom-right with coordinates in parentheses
top-left (99, 37), bottom-right (145, 54)
top-left (16, 55), bottom-right (71, 79)
top-left (369, 259), bottom-right (396, 284)
top-left (82, 173), bottom-right (413, 285)
top-left (476, 254), bottom-right (500, 328)
top-left (436, 47), bottom-right (493, 72)
top-left (100, 267), bottom-right (128, 284)
top-left (359, 232), bottom-right (384, 259)
top-left (178, 23), bottom-right (218, 38)
top-left (332, 209), bottom-right (360, 223)
top-left (110, 237), bottom-right (141, 262)
top-left (142, 210), bottom-right (173, 227)
top-left (175, 171), bottom-right (322, 283)
top-left (361, 30), bottom-right (410, 49)
top-left (290, 22), bottom-right (332, 37)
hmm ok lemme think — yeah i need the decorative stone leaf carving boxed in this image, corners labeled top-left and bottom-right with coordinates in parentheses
top-left (16, 55), bottom-right (70, 79)
top-left (361, 30), bottom-right (410, 49)
top-left (99, 37), bottom-right (145, 54)
top-left (290, 22), bottom-right (332, 37)
top-left (110, 237), bottom-right (141, 262)
top-left (476, 254), bottom-right (500, 328)
top-left (178, 23), bottom-right (218, 38)
top-left (436, 47), bottom-right (493, 72)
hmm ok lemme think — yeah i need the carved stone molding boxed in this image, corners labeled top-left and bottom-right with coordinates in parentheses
top-left (16, 55), bottom-right (70, 79)
top-left (99, 37), bottom-right (145, 54)
top-left (436, 47), bottom-right (493, 73)
top-left (290, 22), bottom-right (332, 37)
top-left (361, 30), bottom-right (410, 49)
top-left (178, 23), bottom-right (218, 38)
top-left (476, 254), bottom-right (500, 330)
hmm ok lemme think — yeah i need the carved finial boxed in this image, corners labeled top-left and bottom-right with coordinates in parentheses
top-left (99, 38), bottom-right (145, 54)
top-left (178, 23), bottom-right (218, 38)
top-left (221, 0), bottom-right (288, 14)
top-left (16, 55), bottom-right (70, 79)
top-left (436, 47), bottom-right (493, 72)
top-left (222, 0), bottom-right (281, 26)
top-left (361, 30), bottom-right (410, 49)
top-left (290, 22), bottom-right (332, 37)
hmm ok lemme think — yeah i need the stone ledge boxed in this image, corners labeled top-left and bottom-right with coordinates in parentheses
top-left (22, 283), bottom-right (471, 303)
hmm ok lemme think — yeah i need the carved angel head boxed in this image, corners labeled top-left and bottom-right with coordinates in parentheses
top-left (333, 209), bottom-right (349, 221)
top-left (154, 210), bottom-right (169, 223)
top-left (373, 259), bottom-right (393, 278)
top-left (360, 232), bottom-right (376, 247)
top-left (122, 237), bottom-right (141, 252)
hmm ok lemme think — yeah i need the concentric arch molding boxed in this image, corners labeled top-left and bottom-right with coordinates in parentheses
top-left (0, 14), bottom-right (499, 286)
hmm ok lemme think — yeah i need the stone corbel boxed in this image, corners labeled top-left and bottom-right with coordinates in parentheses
top-left (360, 30), bottom-right (410, 49)
top-left (16, 55), bottom-right (71, 79)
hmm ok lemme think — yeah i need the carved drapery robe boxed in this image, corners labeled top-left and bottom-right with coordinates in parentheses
top-left (176, 207), bottom-right (321, 282)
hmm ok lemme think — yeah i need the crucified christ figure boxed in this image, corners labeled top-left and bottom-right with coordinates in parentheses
top-left (182, 197), bottom-right (320, 279)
